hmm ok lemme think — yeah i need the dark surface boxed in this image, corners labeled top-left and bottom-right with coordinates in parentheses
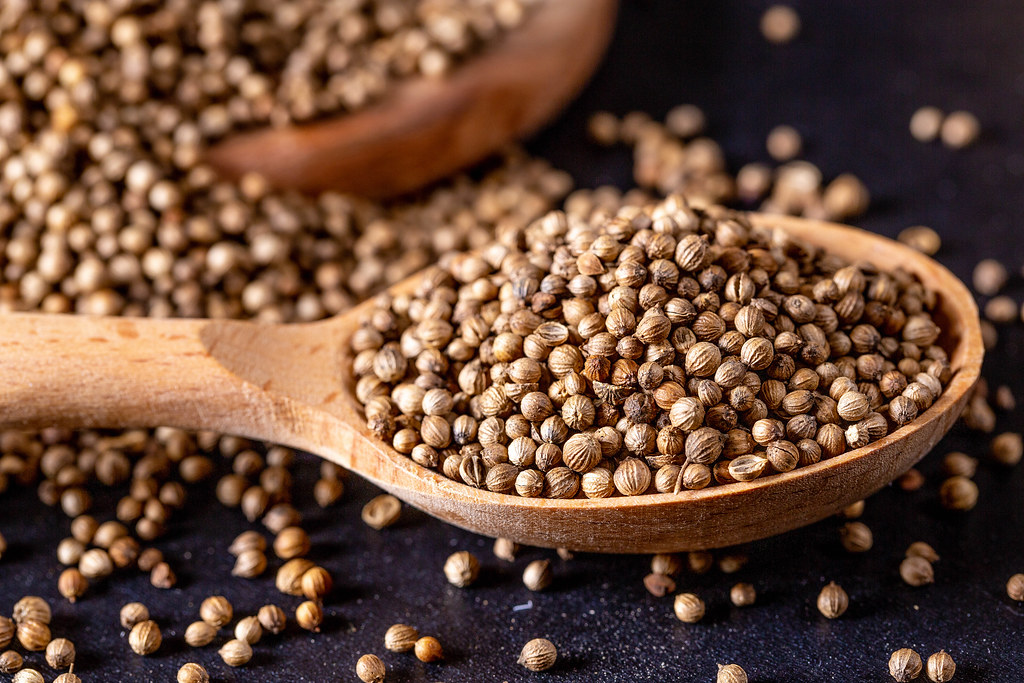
top-left (2, 1), bottom-right (1024, 681)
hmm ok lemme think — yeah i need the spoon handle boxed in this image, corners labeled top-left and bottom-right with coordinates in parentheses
top-left (0, 313), bottom-right (261, 435)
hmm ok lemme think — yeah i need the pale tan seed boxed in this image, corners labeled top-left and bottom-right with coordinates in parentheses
top-left (517, 638), bottom-right (557, 671)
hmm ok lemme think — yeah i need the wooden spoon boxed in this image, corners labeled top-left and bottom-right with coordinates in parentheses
top-left (205, 0), bottom-right (619, 198)
top-left (0, 214), bottom-right (982, 553)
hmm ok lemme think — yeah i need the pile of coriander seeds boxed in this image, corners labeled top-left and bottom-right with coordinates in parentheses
top-left (350, 197), bottom-right (951, 498)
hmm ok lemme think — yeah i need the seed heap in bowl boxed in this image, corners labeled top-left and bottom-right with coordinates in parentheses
top-left (350, 198), bottom-right (951, 497)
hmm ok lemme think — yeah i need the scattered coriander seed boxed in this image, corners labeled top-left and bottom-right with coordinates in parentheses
top-left (898, 226), bottom-right (942, 255)
top-left (941, 452), bottom-right (978, 478)
top-left (972, 259), bottom-right (1008, 296)
top-left (228, 531), bottom-right (266, 556)
top-left (273, 526), bottom-right (311, 559)
top-left (906, 542), bottom-right (940, 564)
top-left (276, 559), bottom-right (316, 596)
top-left (78, 548), bottom-right (113, 580)
top-left (643, 573), bottom-right (677, 597)
top-left (177, 662), bottom-right (210, 683)
top-left (518, 638), bottom-right (557, 672)
top-left (13, 597), bottom-right (51, 624)
top-left (651, 553), bottom-right (683, 577)
top-left (137, 549), bottom-right (164, 573)
top-left (718, 553), bottom-right (748, 574)
top-left (219, 639), bottom-right (253, 667)
top-left (760, 5), bottom-right (801, 44)
top-left (314, 478), bottom-right (345, 508)
top-left (258, 605), bottom-right (287, 635)
top-left (673, 593), bottom-right (706, 623)
top-left (940, 111), bottom-right (981, 149)
top-left (16, 620), bottom-right (50, 651)
top-left (587, 111), bottom-right (620, 146)
top-left (523, 559), bottom-right (553, 591)
top-left (234, 616), bottom-right (263, 645)
top-left (839, 500), bottom-right (866, 519)
top-left (150, 561), bottom-right (177, 589)
top-left (688, 551), bottom-right (714, 574)
top-left (666, 104), bottom-right (707, 139)
top-left (301, 566), bottom-right (334, 601)
top-left (889, 648), bottom-right (923, 682)
top-left (900, 556), bottom-right (935, 587)
top-left (897, 468), bottom-right (925, 492)
top-left (356, 654), bottom-right (386, 683)
top-left (926, 651), bottom-right (955, 683)
top-left (493, 538), bottom-right (519, 562)
top-left (414, 636), bottom-right (444, 663)
top-left (984, 296), bottom-right (1017, 323)
top-left (12, 669), bottom-right (44, 683)
top-left (717, 663), bottom-right (749, 683)
top-left (816, 582), bottom-right (849, 619)
top-left (0, 650), bottom-right (22, 674)
top-left (557, 548), bottom-right (575, 561)
top-left (766, 125), bottom-right (803, 161)
top-left (443, 551), bottom-right (480, 587)
top-left (730, 583), bottom-right (757, 607)
top-left (184, 621), bottom-right (217, 648)
top-left (54, 672), bottom-right (83, 683)
top-left (0, 619), bottom-right (12, 649)
top-left (910, 107), bottom-right (944, 142)
top-left (232, 549), bottom-right (268, 578)
top-left (128, 620), bottom-right (161, 656)
top-left (839, 521), bottom-right (874, 553)
top-left (362, 495), bottom-right (401, 529)
top-left (990, 432), bottom-right (1023, 466)
top-left (384, 624), bottom-right (419, 653)
top-left (199, 596), bottom-right (233, 628)
top-left (994, 385), bottom-right (1016, 411)
top-left (939, 476), bottom-right (978, 511)
top-left (296, 601), bottom-right (324, 633)
top-left (45, 638), bottom-right (75, 669)
top-left (1006, 573), bottom-right (1024, 601)
top-left (58, 568), bottom-right (88, 603)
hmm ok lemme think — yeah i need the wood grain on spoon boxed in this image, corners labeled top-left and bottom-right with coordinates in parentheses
top-left (205, 0), bottom-right (619, 198)
top-left (0, 215), bottom-right (982, 553)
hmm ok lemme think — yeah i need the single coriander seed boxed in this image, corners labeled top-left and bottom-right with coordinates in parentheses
top-left (889, 648), bottom-right (923, 682)
top-left (45, 637), bottom-right (75, 668)
top-left (523, 559), bottom-right (553, 591)
top-left (443, 551), bottom-right (480, 587)
top-left (414, 636), bottom-right (444, 662)
top-left (0, 650), bottom-right (23, 674)
top-left (356, 654), bottom-right (386, 683)
top-left (13, 669), bottom-right (44, 683)
top-left (234, 616), bottom-right (263, 645)
top-left (384, 624), bottom-right (419, 652)
top-left (276, 558), bottom-right (315, 595)
top-left (300, 566), bottom-right (334, 600)
top-left (518, 638), bottom-right (557, 671)
top-left (129, 620), bottom-right (162, 656)
top-left (199, 595), bottom-right (233, 628)
top-left (177, 662), bottom-right (210, 683)
top-left (729, 583), bottom-right (756, 607)
top-left (219, 638), bottom-right (253, 667)
top-left (361, 494), bottom-right (401, 529)
top-left (16, 619), bottom-right (51, 651)
top-left (120, 602), bottom-right (150, 630)
top-left (258, 604), bottom-right (287, 634)
top-left (717, 663), bottom-right (749, 683)
top-left (184, 621), bottom-right (217, 648)
top-left (926, 651), bottom-right (955, 683)
top-left (13, 596), bottom-right (51, 624)
top-left (643, 573), bottom-right (676, 597)
top-left (54, 672), bottom-right (82, 683)
top-left (0, 618), bottom-right (12, 649)
top-left (816, 582), bottom-right (849, 619)
top-left (839, 521), bottom-right (873, 553)
top-left (900, 556), bottom-right (935, 587)
top-left (296, 601), bottom-right (324, 632)
top-left (58, 568), bottom-right (88, 603)
top-left (905, 542), bottom-right (940, 563)
top-left (1006, 573), bottom-right (1024, 601)
top-left (493, 537), bottom-right (519, 562)
top-left (672, 593), bottom-right (706, 623)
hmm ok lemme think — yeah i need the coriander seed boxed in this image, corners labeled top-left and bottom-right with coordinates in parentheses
top-left (940, 111), bottom-right (981, 149)
top-left (0, 619), bottom-right (12, 649)
top-left (889, 648), bottom-right (923, 682)
top-left (13, 596), bottom-right (51, 624)
top-left (518, 638), bottom-right (557, 671)
top-left (177, 662), bottom-right (210, 683)
top-left (906, 542), bottom-right (940, 564)
top-left (58, 568), bottom-right (88, 603)
top-left (362, 494), bottom-right (401, 529)
top-left (235, 616), bottom-right (263, 645)
top-left (910, 107), bottom-right (944, 142)
top-left (273, 526), bottom-right (311, 559)
top-left (493, 537), bottom-right (519, 562)
top-left (356, 654), bottom-right (386, 683)
top-left (717, 663), bottom-right (749, 683)
top-left (939, 476), bottom-right (978, 511)
top-left (232, 549), bottom-right (268, 578)
top-left (276, 558), bottom-right (316, 596)
top-left (200, 595), bottom-right (233, 628)
top-left (12, 669), bottom-right (44, 683)
top-left (839, 521), bottom-right (874, 553)
top-left (258, 605), bottom-right (287, 635)
top-left (301, 566), bottom-right (334, 600)
top-left (0, 650), bottom-right (22, 674)
top-left (817, 582), bottom-right (849, 619)
top-left (900, 556), bottom-right (935, 587)
top-left (384, 624), bottom-right (419, 653)
top-left (443, 551), bottom-right (480, 587)
top-left (730, 583), bottom-right (756, 607)
top-left (296, 601), bottom-right (324, 632)
top-left (1006, 573), bottom-right (1024, 601)
top-left (45, 638), bottom-right (75, 669)
top-left (129, 620), bottom-right (161, 656)
top-left (673, 593), bottom-right (706, 623)
top-left (926, 651), bottom-right (955, 683)
top-left (229, 531), bottom-right (266, 556)
top-left (990, 432), bottom-right (1023, 466)
top-left (184, 621), bottom-right (217, 648)
top-left (150, 561), bottom-right (177, 589)
top-left (643, 573), bottom-right (676, 597)
top-left (760, 5), bottom-right (801, 44)
top-left (219, 639), bottom-right (253, 667)
top-left (898, 226), bottom-right (941, 255)
top-left (414, 636), bottom-right (444, 662)
top-left (16, 620), bottom-right (50, 651)
top-left (973, 259), bottom-right (1007, 296)
top-left (523, 559), bottom-right (553, 591)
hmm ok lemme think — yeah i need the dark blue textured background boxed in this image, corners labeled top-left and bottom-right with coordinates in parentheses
top-left (2, 1), bottom-right (1023, 681)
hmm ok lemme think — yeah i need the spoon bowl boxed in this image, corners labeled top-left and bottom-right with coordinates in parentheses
top-left (0, 214), bottom-right (982, 552)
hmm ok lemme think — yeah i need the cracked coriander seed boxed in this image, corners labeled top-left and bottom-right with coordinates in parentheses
top-left (219, 639), bottom-right (253, 667)
top-left (296, 601), bottom-right (324, 633)
top-left (362, 495), bottom-right (401, 529)
top-left (129, 620), bottom-right (161, 656)
top-left (258, 605), bottom-right (287, 635)
top-left (523, 559), bottom-right (553, 591)
top-left (184, 621), bottom-right (216, 648)
top-left (889, 648), bottom-right (923, 682)
top-left (200, 596), bottom-right (233, 628)
top-left (45, 638), bottom-right (75, 668)
top-left (730, 583), bottom-right (756, 607)
top-left (177, 662), bottom-right (210, 683)
top-left (673, 593), bottom-right (706, 623)
top-left (926, 651), bottom-right (955, 683)
top-left (900, 556), bottom-right (935, 587)
top-left (817, 582), bottom-right (849, 619)
top-left (518, 638), bottom-right (557, 671)
top-left (717, 663), bottom-right (749, 683)
top-left (444, 551), bottom-right (480, 587)
top-left (1007, 573), bottom-right (1024, 601)
top-left (356, 654), bottom-right (386, 683)
top-left (414, 636), bottom-right (444, 663)
top-left (384, 624), bottom-right (419, 652)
